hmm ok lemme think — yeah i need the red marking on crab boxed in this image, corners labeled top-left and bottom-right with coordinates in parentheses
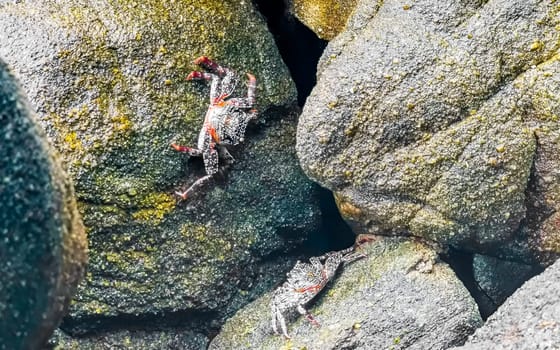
top-left (295, 284), bottom-right (322, 293)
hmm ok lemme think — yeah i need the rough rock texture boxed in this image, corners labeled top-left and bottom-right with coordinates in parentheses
top-left (452, 259), bottom-right (560, 350)
top-left (296, 0), bottom-right (560, 265)
top-left (472, 254), bottom-right (541, 315)
top-left (209, 237), bottom-right (482, 350)
top-left (47, 328), bottom-right (208, 350)
top-left (0, 60), bottom-right (87, 349)
top-left (289, 0), bottom-right (359, 40)
top-left (0, 0), bottom-right (320, 338)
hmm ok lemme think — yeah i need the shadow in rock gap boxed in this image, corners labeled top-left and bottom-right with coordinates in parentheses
top-left (441, 248), bottom-right (543, 320)
top-left (253, 0), bottom-right (353, 253)
top-left (253, 0), bottom-right (327, 107)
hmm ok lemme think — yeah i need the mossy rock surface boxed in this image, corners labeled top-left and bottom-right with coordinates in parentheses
top-left (0, 0), bottom-right (319, 337)
top-left (209, 237), bottom-right (481, 349)
top-left (296, 0), bottom-right (560, 265)
top-left (289, 0), bottom-right (360, 40)
top-left (0, 60), bottom-right (87, 349)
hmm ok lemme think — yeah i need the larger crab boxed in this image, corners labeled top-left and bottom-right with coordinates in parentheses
top-left (172, 56), bottom-right (257, 199)
top-left (270, 241), bottom-right (368, 339)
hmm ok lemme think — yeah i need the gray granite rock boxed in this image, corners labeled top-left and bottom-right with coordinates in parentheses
top-left (296, 0), bottom-right (560, 265)
top-left (0, 59), bottom-right (87, 349)
top-left (451, 259), bottom-right (560, 350)
top-left (209, 237), bottom-right (482, 350)
top-left (0, 0), bottom-right (320, 337)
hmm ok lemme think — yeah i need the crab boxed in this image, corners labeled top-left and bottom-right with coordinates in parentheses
top-left (270, 242), bottom-right (368, 339)
top-left (171, 56), bottom-right (257, 199)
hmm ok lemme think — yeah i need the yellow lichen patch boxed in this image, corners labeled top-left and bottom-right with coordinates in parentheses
top-left (291, 0), bottom-right (360, 40)
top-left (64, 131), bottom-right (83, 151)
top-left (111, 113), bottom-right (134, 133)
top-left (131, 192), bottom-right (176, 225)
top-left (104, 249), bottom-right (157, 272)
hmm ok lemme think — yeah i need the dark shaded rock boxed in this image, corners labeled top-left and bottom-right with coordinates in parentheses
top-left (472, 254), bottom-right (542, 316)
top-left (47, 328), bottom-right (207, 350)
top-left (0, 0), bottom-right (319, 336)
top-left (209, 237), bottom-right (482, 349)
top-left (296, 0), bottom-right (560, 265)
top-left (451, 259), bottom-right (560, 350)
top-left (0, 60), bottom-right (87, 349)
top-left (289, 0), bottom-right (359, 40)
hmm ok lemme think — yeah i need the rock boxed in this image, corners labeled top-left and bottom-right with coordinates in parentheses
top-left (296, 0), bottom-right (560, 265)
top-left (0, 60), bottom-right (87, 349)
top-left (472, 254), bottom-right (541, 316)
top-left (451, 259), bottom-right (560, 350)
top-left (47, 328), bottom-right (208, 350)
top-left (289, 0), bottom-right (359, 40)
top-left (209, 237), bottom-right (482, 350)
top-left (0, 0), bottom-right (320, 336)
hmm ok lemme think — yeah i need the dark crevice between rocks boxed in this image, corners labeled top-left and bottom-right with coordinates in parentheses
top-left (48, 309), bottom-right (219, 347)
top-left (253, 0), bottom-right (327, 107)
top-left (253, 0), bottom-right (354, 254)
top-left (441, 248), bottom-right (496, 320)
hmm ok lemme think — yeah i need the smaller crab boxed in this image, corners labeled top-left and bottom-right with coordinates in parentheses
top-left (171, 56), bottom-right (257, 199)
top-left (270, 240), bottom-right (370, 339)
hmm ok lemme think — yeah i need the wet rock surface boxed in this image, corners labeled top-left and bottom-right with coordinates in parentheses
top-left (296, 0), bottom-right (560, 265)
top-left (209, 237), bottom-right (482, 350)
top-left (0, 0), bottom-right (320, 340)
top-left (452, 259), bottom-right (560, 350)
top-left (0, 60), bottom-right (87, 349)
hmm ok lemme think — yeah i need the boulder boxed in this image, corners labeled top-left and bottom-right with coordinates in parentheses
top-left (452, 259), bottom-right (560, 349)
top-left (209, 237), bottom-right (482, 349)
top-left (0, 0), bottom-right (320, 337)
top-left (296, 0), bottom-right (560, 265)
top-left (0, 60), bottom-right (87, 349)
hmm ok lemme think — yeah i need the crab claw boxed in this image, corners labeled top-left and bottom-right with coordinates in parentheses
top-left (246, 72), bottom-right (256, 82)
top-left (186, 71), bottom-right (202, 80)
top-left (193, 56), bottom-right (211, 65)
top-left (171, 143), bottom-right (187, 152)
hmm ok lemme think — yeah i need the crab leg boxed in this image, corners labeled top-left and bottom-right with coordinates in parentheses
top-left (193, 56), bottom-right (227, 76)
top-left (297, 305), bottom-right (320, 326)
top-left (175, 174), bottom-right (214, 200)
top-left (170, 143), bottom-right (202, 156)
top-left (187, 71), bottom-right (223, 104)
top-left (227, 73), bottom-right (256, 108)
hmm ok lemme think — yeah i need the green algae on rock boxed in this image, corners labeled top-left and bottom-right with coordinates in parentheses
top-left (209, 237), bottom-right (481, 350)
top-left (296, 0), bottom-right (560, 265)
top-left (0, 0), bottom-right (318, 340)
top-left (0, 59), bottom-right (87, 349)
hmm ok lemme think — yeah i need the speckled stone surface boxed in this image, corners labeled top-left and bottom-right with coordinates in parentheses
top-left (296, 0), bottom-right (560, 265)
top-left (0, 60), bottom-right (87, 349)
